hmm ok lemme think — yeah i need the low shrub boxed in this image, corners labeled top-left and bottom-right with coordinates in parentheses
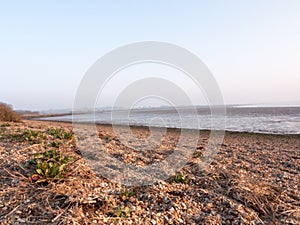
top-left (0, 103), bottom-right (22, 122)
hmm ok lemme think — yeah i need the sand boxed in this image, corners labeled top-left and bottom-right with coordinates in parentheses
top-left (0, 120), bottom-right (299, 224)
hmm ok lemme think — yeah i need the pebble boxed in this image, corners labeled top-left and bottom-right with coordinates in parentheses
top-left (150, 219), bottom-right (156, 225)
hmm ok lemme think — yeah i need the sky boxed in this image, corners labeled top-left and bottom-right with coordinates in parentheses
top-left (0, 0), bottom-right (299, 110)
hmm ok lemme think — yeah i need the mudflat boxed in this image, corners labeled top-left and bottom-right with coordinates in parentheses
top-left (0, 120), bottom-right (299, 224)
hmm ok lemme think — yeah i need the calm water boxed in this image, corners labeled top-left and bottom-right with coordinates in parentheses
top-left (40, 106), bottom-right (300, 135)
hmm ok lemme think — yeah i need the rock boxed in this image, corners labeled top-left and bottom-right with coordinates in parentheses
top-left (150, 219), bottom-right (157, 225)
top-left (31, 174), bottom-right (39, 182)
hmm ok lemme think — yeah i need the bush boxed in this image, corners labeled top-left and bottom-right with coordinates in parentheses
top-left (0, 102), bottom-right (22, 122)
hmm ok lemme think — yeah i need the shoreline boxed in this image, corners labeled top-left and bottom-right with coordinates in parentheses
top-left (1, 119), bottom-right (299, 224)
top-left (32, 117), bottom-right (300, 138)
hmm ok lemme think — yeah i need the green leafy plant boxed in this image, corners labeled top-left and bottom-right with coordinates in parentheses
top-left (1, 129), bottom-right (46, 143)
top-left (99, 133), bottom-right (112, 142)
top-left (30, 149), bottom-right (74, 179)
top-left (51, 141), bottom-right (60, 148)
top-left (240, 165), bottom-right (249, 171)
top-left (47, 128), bottom-right (74, 140)
top-left (120, 189), bottom-right (136, 198)
top-left (0, 123), bottom-right (10, 127)
top-left (104, 198), bottom-right (131, 218)
top-left (192, 151), bottom-right (204, 158)
top-left (113, 206), bottom-right (131, 218)
top-left (24, 129), bottom-right (38, 141)
top-left (23, 129), bottom-right (47, 144)
top-left (171, 173), bottom-right (190, 184)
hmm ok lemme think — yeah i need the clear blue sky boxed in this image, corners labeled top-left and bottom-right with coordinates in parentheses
top-left (0, 0), bottom-right (299, 110)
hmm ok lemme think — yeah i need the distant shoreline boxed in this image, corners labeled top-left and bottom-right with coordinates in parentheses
top-left (26, 105), bottom-right (300, 136)
top-left (23, 113), bottom-right (73, 119)
top-left (28, 118), bottom-right (300, 138)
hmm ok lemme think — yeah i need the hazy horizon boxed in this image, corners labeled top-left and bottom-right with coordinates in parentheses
top-left (16, 102), bottom-right (300, 114)
top-left (1, 1), bottom-right (300, 111)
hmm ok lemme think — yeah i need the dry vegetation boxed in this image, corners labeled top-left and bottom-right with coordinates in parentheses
top-left (0, 103), bottom-right (22, 122)
top-left (0, 120), bottom-right (299, 224)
